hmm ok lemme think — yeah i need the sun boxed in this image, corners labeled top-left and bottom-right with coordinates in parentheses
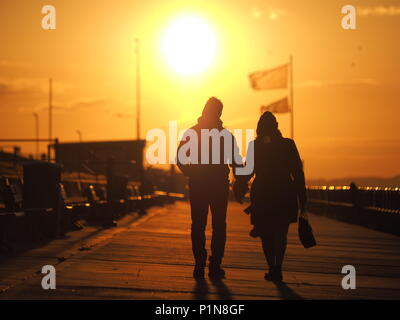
top-left (162, 15), bottom-right (217, 76)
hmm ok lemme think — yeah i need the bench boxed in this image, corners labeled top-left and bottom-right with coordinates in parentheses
top-left (0, 176), bottom-right (56, 248)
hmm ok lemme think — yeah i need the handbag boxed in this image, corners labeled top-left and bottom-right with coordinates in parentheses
top-left (298, 215), bottom-right (317, 248)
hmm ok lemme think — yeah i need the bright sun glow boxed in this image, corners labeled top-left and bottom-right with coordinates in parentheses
top-left (162, 15), bottom-right (217, 76)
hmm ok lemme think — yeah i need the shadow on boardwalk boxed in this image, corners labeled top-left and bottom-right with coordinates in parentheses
top-left (193, 278), bottom-right (303, 300)
top-left (274, 281), bottom-right (303, 300)
top-left (193, 278), bottom-right (232, 300)
top-left (1, 202), bottom-right (400, 300)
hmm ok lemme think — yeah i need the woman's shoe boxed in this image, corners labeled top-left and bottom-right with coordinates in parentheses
top-left (274, 266), bottom-right (283, 282)
top-left (264, 268), bottom-right (276, 281)
top-left (249, 227), bottom-right (259, 238)
top-left (264, 272), bottom-right (274, 281)
top-left (264, 267), bottom-right (283, 282)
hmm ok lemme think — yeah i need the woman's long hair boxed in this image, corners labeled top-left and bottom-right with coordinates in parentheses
top-left (256, 111), bottom-right (281, 140)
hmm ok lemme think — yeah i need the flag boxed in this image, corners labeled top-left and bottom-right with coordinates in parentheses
top-left (249, 64), bottom-right (288, 90)
top-left (260, 97), bottom-right (290, 114)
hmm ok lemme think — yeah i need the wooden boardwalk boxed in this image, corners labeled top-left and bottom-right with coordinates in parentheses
top-left (1, 201), bottom-right (400, 300)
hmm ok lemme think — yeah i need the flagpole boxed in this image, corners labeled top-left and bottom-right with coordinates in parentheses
top-left (48, 77), bottom-right (53, 161)
top-left (49, 77), bottom-right (52, 142)
top-left (135, 38), bottom-right (141, 140)
top-left (290, 55), bottom-right (294, 139)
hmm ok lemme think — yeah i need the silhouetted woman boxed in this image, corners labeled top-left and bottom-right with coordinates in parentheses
top-left (236, 111), bottom-right (306, 282)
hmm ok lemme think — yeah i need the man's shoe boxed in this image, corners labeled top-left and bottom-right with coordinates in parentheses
top-left (208, 264), bottom-right (226, 279)
top-left (193, 266), bottom-right (205, 279)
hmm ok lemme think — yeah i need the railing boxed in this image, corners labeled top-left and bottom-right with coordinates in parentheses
top-left (307, 186), bottom-right (400, 213)
top-left (0, 170), bottom-right (186, 250)
top-left (306, 186), bottom-right (400, 235)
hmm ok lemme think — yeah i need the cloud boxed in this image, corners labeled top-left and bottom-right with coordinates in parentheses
top-left (0, 77), bottom-right (43, 95)
top-left (0, 76), bottom-right (118, 116)
top-left (4, 98), bottom-right (109, 114)
top-left (0, 77), bottom-right (73, 95)
top-left (0, 60), bottom-right (32, 69)
top-left (297, 78), bottom-right (380, 88)
top-left (68, 99), bottom-right (108, 110)
top-left (358, 6), bottom-right (400, 16)
top-left (41, 98), bottom-right (109, 113)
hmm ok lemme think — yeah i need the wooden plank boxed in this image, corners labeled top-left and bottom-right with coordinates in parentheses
top-left (1, 201), bottom-right (399, 299)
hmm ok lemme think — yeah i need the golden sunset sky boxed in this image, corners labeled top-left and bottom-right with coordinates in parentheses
top-left (0, 0), bottom-right (399, 180)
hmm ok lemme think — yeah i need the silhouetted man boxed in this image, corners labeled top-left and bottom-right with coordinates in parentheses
top-left (176, 97), bottom-right (242, 279)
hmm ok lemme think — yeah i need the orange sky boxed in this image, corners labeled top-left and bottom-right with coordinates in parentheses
top-left (0, 0), bottom-right (399, 179)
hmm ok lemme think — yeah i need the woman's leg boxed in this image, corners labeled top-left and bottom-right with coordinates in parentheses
top-left (260, 235), bottom-right (275, 270)
top-left (273, 224), bottom-right (290, 278)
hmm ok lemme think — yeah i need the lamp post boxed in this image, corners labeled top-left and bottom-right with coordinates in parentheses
top-left (135, 38), bottom-right (141, 140)
top-left (76, 130), bottom-right (82, 182)
top-left (33, 112), bottom-right (39, 159)
top-left (49, 78), bottom-right (53, 142)
top-left (48, 78), bottom-right (53, 161)
top-left (76, 130), bottom-right (82, 143)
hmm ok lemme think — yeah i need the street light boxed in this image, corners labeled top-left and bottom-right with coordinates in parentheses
top-left (76, 130), bottom-right (82, 182)
top-left (135, 38), bottom-right (141, 140)
top-left (76, 130), bottom-right (82, 142)
top-left (33, 112), bottom-right (39, 159)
